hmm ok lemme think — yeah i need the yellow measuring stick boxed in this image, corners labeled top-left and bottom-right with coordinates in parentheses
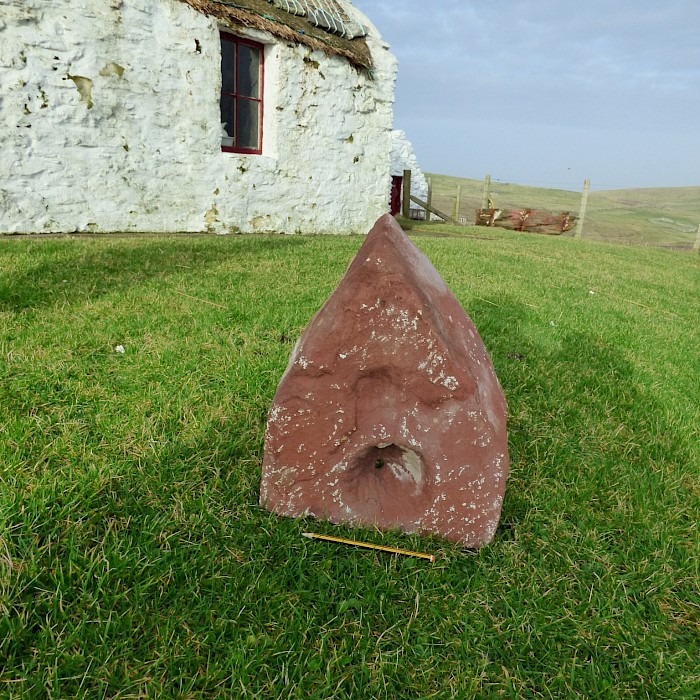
top-left (302, 532), bottom-right (436, 563)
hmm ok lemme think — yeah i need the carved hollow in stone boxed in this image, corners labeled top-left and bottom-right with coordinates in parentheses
top-left (260, 214), bottom-right (509, 547)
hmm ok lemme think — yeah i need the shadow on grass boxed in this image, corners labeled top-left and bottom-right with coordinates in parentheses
top-left (0, 235), bottom-right (312, 313)
top-left (467, 296), bottom-right (695, 555)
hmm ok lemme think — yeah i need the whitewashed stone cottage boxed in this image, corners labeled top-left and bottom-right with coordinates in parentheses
top-left (390, 129), bottom-right (428, 216)
top-left (0, 0), bottom-right (397, 234)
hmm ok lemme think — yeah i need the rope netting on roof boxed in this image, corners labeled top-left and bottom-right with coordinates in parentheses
top-left (268, 0), bottom-right (366, 38)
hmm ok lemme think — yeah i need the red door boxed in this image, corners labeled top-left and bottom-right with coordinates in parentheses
top-left (390, 176), bottom-right (403, 216)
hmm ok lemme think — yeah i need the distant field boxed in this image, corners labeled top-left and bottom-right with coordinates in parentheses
top-left (425, 174), bottom-right (700, 249)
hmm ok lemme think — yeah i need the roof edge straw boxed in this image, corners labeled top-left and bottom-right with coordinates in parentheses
top-left (181, 0), bottom-right (373, 70)
top-left (302, 532), bottom-right (436, 563)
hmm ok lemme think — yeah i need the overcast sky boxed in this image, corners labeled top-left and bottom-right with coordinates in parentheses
top-left (351, 0), bottom-right (700, 191)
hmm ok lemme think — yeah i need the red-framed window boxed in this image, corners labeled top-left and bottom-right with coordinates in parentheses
top-left (220, 33), bottom-right (264, 154)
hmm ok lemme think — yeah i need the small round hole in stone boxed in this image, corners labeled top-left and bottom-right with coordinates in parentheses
top-left (374, 459), bottom-right (385, 469)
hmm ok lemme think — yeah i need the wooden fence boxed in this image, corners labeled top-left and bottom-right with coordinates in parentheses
top-left (410, 174), bottom-right (700, 251)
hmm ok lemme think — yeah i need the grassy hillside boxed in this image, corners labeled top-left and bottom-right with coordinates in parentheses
top-left (426, 173), bottom-right (700, 249)
top-left (1, 232), bottom-right (698, 698)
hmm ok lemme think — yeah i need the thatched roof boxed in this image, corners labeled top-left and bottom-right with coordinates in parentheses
top-left (180, 0), bottom-right (372, 69)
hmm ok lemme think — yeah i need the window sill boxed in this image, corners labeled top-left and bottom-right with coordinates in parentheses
top-left (219, 150), bottom-right (278, 168)
top-left (221, 145), bottom-right (263, 156)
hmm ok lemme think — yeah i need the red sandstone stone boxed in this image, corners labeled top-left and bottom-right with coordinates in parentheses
top-left (260, 214), bottom-right (509, 547)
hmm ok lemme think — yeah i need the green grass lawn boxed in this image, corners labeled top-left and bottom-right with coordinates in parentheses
top-left (1, 231), bottom-right (698, 698)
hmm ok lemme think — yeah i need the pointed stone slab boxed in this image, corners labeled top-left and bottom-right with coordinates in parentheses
top-left (260, 214), bottom-right (509, 547)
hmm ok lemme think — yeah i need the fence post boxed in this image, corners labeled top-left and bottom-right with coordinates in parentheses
top-left (575, 179), bottom-right (591, 239)
top-left (401, 169), bottom-right (411, 219)
top-left (481, 174), bottom-right (491, 210)
top-left (425, 178), bottom-right (433, 222)
top-left (693, 223), bottom-right (700, 252)
top-left (453, 185), bottom-right (462, 223)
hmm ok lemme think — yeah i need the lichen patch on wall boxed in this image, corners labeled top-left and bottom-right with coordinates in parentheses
top-left (99, 62), bottom-right (125, 77)
top-left (66, 74), bottom-right (94, 109)
top-left (204, 205), bottom-right (219, 230)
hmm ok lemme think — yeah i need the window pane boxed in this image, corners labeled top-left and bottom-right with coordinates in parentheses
top-left (221, 39), bottom-right (236, 93)
top-left (237, 44), bottom-right (260, 98)
top-left (236, 98), bottom-right (260, 150)
top-left (220, 95), bottom-right (236, 138)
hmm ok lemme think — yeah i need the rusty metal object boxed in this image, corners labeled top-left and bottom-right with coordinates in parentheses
top-left (476, 208), bottom-right (576, 234)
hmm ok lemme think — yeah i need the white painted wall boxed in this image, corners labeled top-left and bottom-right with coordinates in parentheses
top-left (391, 129), bottom-right (428, 202)
top-left (0, 0), bottom-right (397, 234)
